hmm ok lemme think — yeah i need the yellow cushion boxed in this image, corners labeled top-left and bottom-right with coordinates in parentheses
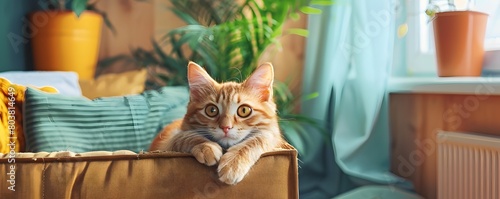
top-left (79, 69), bottom-right (147, 99)
top-left (0, 78), bottom-right (58, 153)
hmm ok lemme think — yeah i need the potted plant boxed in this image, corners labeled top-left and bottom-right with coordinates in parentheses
top-left (30, 0), bottom-right (113, 80)
top-left (99, 0), bottom-right (331, 155)
top-left (426, 0), bottom-right (488, 77)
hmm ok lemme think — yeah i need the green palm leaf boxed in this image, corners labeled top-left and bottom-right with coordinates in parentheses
top-left (71, 0), bottom-right (88, 17)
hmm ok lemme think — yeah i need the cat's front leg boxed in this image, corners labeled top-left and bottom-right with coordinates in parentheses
top-left (217, 133), bottom-right (280, 185)
top-left (191, 141), bottom-right (223, 166)
top-left (217, 147), bottom-right (257, 185)
top-left (168, 132), bottom-right (223, 166)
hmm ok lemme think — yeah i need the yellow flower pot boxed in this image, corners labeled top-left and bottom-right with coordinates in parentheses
top-left (30, 11), bottom-right (103, 80)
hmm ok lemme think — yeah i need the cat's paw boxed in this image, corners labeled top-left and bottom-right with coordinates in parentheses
top-left (217, 151), bottom-right (252, 185)
top-left (191, 142), bottom-right (223, 166)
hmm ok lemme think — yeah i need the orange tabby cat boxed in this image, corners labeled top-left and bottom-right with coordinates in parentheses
top-left (150, 61), bottom-right (285, 185)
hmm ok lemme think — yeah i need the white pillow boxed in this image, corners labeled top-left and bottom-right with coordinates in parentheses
top-left (0, 71), bottom-right (82, 96)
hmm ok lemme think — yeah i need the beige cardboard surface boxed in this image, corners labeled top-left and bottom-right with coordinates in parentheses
top-left (0, 147), bottom-right (298, 199)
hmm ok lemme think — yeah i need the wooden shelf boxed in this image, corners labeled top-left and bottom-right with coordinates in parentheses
top-left (388, 77), bottom-right (500, 95)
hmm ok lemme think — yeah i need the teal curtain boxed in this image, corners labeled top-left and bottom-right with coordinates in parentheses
top-left (299, 0), bottom-right (412, 198)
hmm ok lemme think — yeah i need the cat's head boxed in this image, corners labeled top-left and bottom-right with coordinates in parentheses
top-left (183, 61), bottom-right (278, 148)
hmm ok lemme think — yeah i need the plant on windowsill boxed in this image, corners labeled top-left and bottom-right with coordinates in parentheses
top-left (99, 0), bottom-right (333, 155)
top-left (30, 0), bottom-right (114, 80)
top-left (425, 0), bottom-right (488, 77)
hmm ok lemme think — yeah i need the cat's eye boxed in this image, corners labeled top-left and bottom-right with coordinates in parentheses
top-left (205, 104), bottom-right (219, 117)
top-left (237, 105), bottom-right (252, 118)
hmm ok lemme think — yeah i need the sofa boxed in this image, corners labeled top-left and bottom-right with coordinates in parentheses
top-left (0, 71), bottom-right (299, 199)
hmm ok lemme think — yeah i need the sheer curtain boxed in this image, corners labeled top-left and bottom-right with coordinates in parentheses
top-left (299, 0), bottom-right (411, 198)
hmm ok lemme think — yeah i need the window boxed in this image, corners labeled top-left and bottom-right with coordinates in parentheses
top-left (404, 0), bottom-right (500, 76)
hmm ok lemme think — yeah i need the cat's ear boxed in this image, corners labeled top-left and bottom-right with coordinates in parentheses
top-left (187, 61), bottom-right (216, 98)
top-left (243, 63), bottom-right (274, 101)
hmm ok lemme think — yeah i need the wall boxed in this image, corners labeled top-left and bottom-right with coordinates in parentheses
top-left (96, 0), bottom-right (155, 72)
top-left (0, 1), bottom-right (41, 72)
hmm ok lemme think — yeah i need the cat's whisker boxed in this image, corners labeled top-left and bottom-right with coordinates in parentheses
top-left (297, 158), bottom-right (304, 169)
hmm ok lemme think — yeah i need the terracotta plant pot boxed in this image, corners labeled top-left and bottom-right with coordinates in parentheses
top-left (30, 11), bottom-right (103, 80)
top-left (432, 11), bottom-right (488, 77)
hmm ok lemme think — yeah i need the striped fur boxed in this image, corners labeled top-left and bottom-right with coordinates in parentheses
top-left (150, 61), bottom-right (284, 185)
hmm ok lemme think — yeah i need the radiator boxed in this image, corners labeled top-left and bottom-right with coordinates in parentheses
top-left (437, 131), bottom-right (500, 199)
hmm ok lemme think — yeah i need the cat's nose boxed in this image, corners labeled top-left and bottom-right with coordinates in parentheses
top-left (220, 126), bottom-right (232, 134)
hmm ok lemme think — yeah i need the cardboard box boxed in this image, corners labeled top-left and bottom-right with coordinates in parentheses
top-left (0, 146), bottom-right (298, 199)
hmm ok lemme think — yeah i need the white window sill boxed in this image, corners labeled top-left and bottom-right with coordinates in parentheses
top-left (388, 77), bottom-right (500, 95)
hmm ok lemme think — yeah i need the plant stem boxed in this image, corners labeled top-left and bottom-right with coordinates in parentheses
top-left (59, 0), bottom-right (65, 10)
